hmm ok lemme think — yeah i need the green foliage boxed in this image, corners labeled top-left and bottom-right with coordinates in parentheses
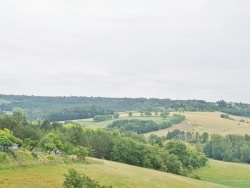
top-left (23, 138), bottom-right (39, 151)
top-left (93, 115), bottom-right (112, 122)
top-left (113, 113), bottom-right (119, 119)
top-left (128, 112), bottom-right (133, 117)
top-left (107, 117), bottom-right (185, 134)
top-left (0, 153), bottom-right (6, 163)
top-left (220, 114), bottom-right (230, 119)
top-left (0, 94), bottom-right (218, 120)
top-left (160, 110), bottom-right (170, 117)
top-left (165, 140), bottom-right (207, 170)
top-left (0, 112), bottom-right (207, 177)
top-left (39, 133), bottom-right (63, 153)
top-left (63, 168), bottom-right (112, 188)
top-left (46, 154), bottom-right (55, 160)
top-left (72, 146), bottom-right (89, 161)
top-left (6, 149), bottom-right (17, 158)
top-left (204, 134), bottom-right (250, 163)
top-left (44, 106), bottom-right (114, 122)
top-left (0, 128), bottom-right (22, 149)
top-left (144, 111), bottom-right (152, 116)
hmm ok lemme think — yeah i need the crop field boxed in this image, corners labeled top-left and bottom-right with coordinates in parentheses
top-left (0, 158), bottom-right (221, 188)
top-left (145, 111), bottom-right (250, 136)
top-left (190, 159), bottom-right (250, 188)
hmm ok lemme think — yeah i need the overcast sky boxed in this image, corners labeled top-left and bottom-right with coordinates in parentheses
top-left (1, 0), bottom-right (250, 103)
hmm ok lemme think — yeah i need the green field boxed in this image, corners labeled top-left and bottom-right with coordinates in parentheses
top-left (0, 157), bottom-right (222, 188)
top-left (0, 99), bottom-right (11, 104)
top-left (144, 111), bottom-right (250, 137)
top-left (73, 113), bottom-right (171, 128)
top-left (190, 159), bottom-right (250, 188)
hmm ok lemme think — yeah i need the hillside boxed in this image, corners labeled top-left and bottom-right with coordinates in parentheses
top-left (144, 111), bottom-right (250, 137)
top-left (0, 154), bottom-right (221, 188)
top-left (190, 159), bottom-right (250, 188)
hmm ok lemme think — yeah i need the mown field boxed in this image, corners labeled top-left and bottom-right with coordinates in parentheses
top-left (0, 157), bottom-right (221, 188)
top-left (190, 159), bottom-right (250, 188)
top-left (145, 111), bottom-right (250, 137)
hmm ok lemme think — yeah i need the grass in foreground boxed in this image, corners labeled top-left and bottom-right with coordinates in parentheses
top-left (0, 157), bottom-right (221, 188)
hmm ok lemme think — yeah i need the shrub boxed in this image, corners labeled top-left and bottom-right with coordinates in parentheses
top-left (0, 153), bottom-right (6, 163)
top-left (46, 154), bottom-right (55, 160)
top-left (191, 174), bottom-right (201, 180)
top-left (63, 168), bottom-right (112, 188)
top-left (113, 113), bottom-right (119, 119)
top-left (6, 149), bottom-right (17, 158)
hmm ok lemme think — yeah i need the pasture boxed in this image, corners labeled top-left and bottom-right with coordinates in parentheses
top-left (145, 111), bottom-right (250, 136)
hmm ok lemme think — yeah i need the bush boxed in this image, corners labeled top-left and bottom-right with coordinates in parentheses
top-left (63, 168), bottom-right (112, 188)
top-left (191, 174), bottom-right (201, 180)
top-left (46, 154), bottom-right (55, 160)
top-left (31, 152), bottom-right (38, 159)
top-left (6, 149), bottom-right (17, 158)
top-left (145, 111), bottom-right (152, 116)
top-left (113, 113), bottom-right (119, 119)
top-left (0, 153), bottom-right (6, 163)
top-left (93, 115), bottom-right (112, 122)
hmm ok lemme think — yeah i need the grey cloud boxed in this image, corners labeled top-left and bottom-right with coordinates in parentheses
top-left (1, 0), bottom-right (250, 102)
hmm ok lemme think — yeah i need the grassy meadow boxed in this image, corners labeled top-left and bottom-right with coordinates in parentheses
top-left (73, 112), bottom-right (170, 128)
top-left (190, 159), bottom-right (250, 188)
top-left (144, 111), bottom-right (250, 137)
top-left (0, 157), bottom-right (222, 188)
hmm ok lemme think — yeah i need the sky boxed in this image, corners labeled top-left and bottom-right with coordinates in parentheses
top-left (1, 0), bottom-right (250, 103)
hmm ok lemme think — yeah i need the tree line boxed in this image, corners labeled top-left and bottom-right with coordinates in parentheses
top-left (0, 94), bottom-right (217, 120)
top-left (43, 106), bottom-right (114, 122)
top-left (106, 114), bottom-right (185, 134)
top-left (151, 129), bottom-right (250, 164)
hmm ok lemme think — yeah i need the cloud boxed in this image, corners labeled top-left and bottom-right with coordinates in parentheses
top-left (0, 0), bottom-right (250, 102)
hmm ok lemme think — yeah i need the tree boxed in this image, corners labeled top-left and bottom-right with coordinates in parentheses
top-left (160, 110), bottom-right (170, 118)
top-left (39, 133), bottom-right (63, 153)
top-left (12, 110), bottom-right (28, 126)
top-left (201, 132), bottom-right (209, 143)
top-left (145, 111), bottom-right (152, 116)
top-left (23, 138), bottom-right (39, 151)
top-left (0, 128), bottom-right (22, 146)
top-left (113, 113), bottom-right (119, 119)
top-left (128, 112), bottom-right (133, 117)
top-left (0, 137), bottom-right (12, 149)
top-left (72, 146), bottom-right (89, 161)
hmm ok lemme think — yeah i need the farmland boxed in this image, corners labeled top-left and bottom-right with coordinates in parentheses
top-left (145, 111), bottom-right (250, 137)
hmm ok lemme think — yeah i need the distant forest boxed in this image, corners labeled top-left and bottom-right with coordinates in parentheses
top-left (0, 94), bottom-right (250, 121)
